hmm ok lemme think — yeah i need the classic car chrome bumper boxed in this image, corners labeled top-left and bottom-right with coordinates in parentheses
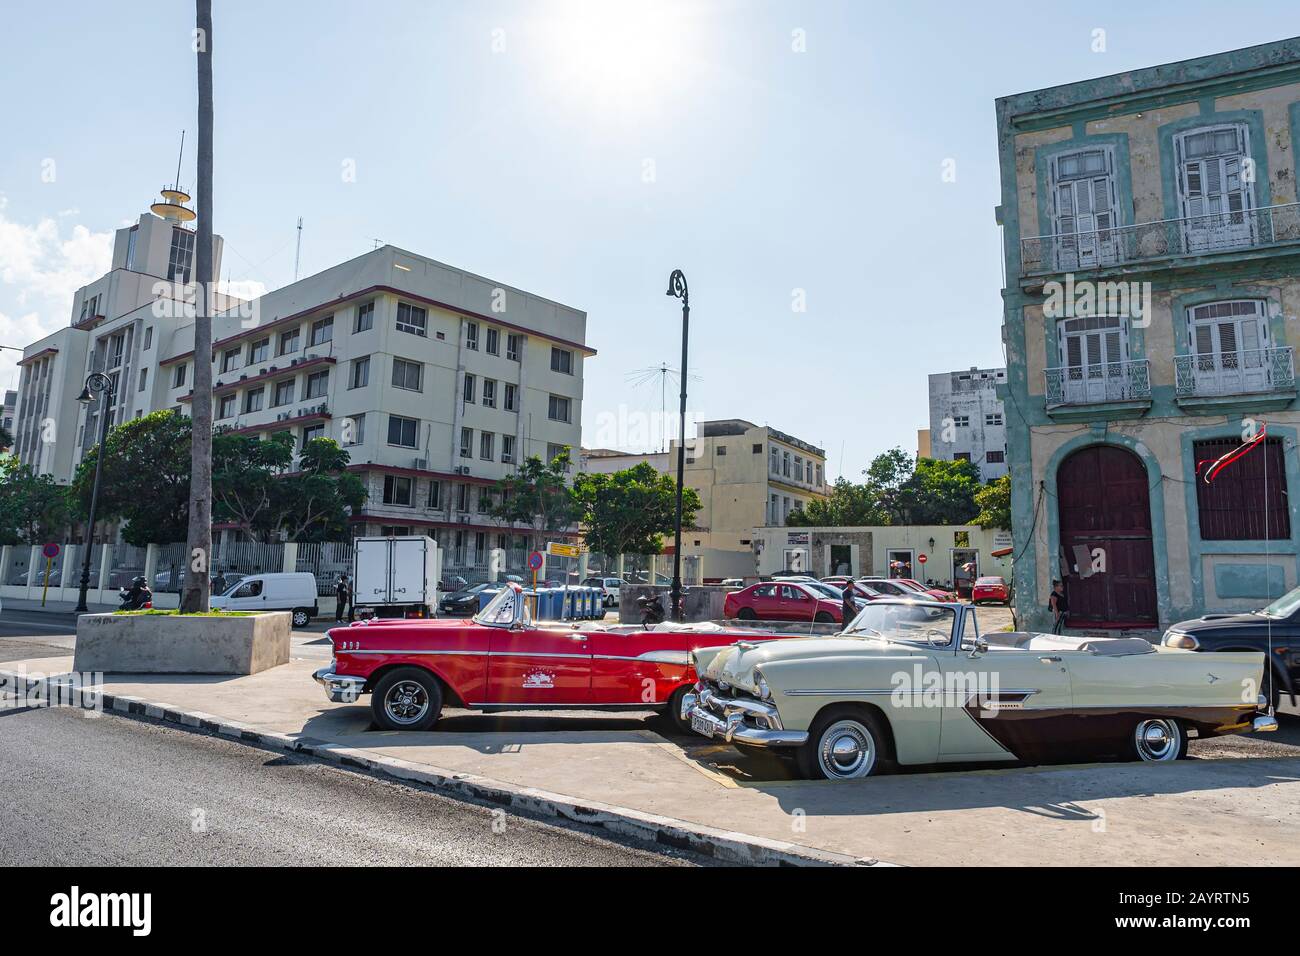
top-left (313, 666), bottom-right (367, 703)
top-left (682, 684), bottom-right (808, 747)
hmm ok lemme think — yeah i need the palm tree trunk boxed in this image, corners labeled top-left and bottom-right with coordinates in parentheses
top-left (181, 0), bottom-right (214, 613)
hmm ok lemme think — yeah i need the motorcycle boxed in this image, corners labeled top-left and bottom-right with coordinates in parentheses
top-left (636, 593), bottom-right (665, 626)
top-left (118, 577), bottom-right (153, 611)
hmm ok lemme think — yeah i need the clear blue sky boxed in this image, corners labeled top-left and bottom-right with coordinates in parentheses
top-left (1, 1), bottom-right (1292, 478)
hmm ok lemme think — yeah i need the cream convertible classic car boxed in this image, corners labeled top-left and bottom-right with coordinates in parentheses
top-left (683, 600), bottom-right (1278, 780)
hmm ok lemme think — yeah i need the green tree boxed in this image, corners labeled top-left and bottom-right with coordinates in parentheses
top-left (0, 425), bottom-right (13, 452)
top-left (212, 430), bottom-right (296, 540)
top-left (70, 411), bottom-right (193, 546)
top-left (489, 450), bottom-right (580, 534)
top-left (863, 447), bottom-right (914, 524)
top-left (786, 477), bottom-right (888, 527)
top-left (0, 458), bottom-right (71, 545)
top-left (900, 457), bottom-right (982, 525)
top-left (265, 438), bottom-right (367, 542)
top-left (974, 474), bottom-right (1012, 530)
top-left (572, 462), bottom-right (701, 557)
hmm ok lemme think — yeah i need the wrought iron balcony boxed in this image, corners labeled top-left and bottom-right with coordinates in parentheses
top-left (1044, 359), bottom-right (1151, 409)
top-left (1174, 347), bottom-right (1295, 398)
top-left (1020, 202), bottom-right (1300, 275)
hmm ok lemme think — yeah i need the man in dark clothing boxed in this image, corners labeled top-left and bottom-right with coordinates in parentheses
top-left (841, 584), bottom-right (859, 628)
top-left (335, 573), bottom-right (352, 624)
top-left (1049, 579), bottom-right (1069, 634)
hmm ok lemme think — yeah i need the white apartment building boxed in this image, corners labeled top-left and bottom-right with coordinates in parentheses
top-left (13, 195), bottom-right (591, 569)
top-left (926, 366), bottom-right (1008, 482)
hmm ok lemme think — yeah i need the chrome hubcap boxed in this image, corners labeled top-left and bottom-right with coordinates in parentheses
top-left (385, 681), bottom-right (429, 724)
top-left (818, 720), bottom-right (875, 779)
top-left (1134, 718), bottom-right (1179, 761)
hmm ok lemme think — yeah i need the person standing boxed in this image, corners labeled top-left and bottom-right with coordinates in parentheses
top-left (1049, 579), bottom-right (1069, 634)
top-left (841, 584), bottom-right (858, 628)
top-left (335, 573), bottom-right (352, 624)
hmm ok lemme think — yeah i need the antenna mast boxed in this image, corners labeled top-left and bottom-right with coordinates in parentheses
top-left (294, 217), bottom-right (303, 281)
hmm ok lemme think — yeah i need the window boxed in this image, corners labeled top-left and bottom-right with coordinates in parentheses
top-left (273, 379), bottom-right (295, 407)
top-left (221, 348), bottom-right (241, 373)
top-left (547, 443), bottom-right (570, 467)
top-left (503, 383), bottom-right (518, 412)
top-left (477, 487), bottom-right (493, 514)
top-left (1049, 147), bottom-right (1116, 269)
top-left (480, 431), bottom-right (495, 460)
top-left (1175, 125), bottom-right (1253, 252)
top-left (986, 450), bottom-right (1005, 463)
top-left (383, 475), bottom-right (413, 506)
top-left (816, 464), bottom-right (823, 485)
top-left (506, 333), bottom-right (521, 361)
top-left (752, 443), bottom-right (762, 454)
top-left (460, 427), bottom-right (473, 458)
top-left (302, 423), bottom-right (325, 445)
top-left (465, 321), bottom-right (479, 350)
top-left (391, 358), bottom-right (422, 391)
top-left (278, 329), bottom-right (299, 355)
top-left (143, 327), bottom-right (153, 351)
top-left (167, 226), bottom-right (195, 283)
top-left (248, 338), bottom-right (269, 365)
top-left (769, 447), bottom-right (778, 473)
top-left (138, 368), bottom-right (147, 393)
top-left (126, 227), bottom-right (138, 271)
top-left (501, 434), bottom-right (515, 463)
top-left (243, 387), bottom-right (265, 414)
top-left (486, 327), bottom-right (500, 355)
top-left (354, 301), bottom-right (374, 333)
top-left (305, 370), bottom-right (329, 399)
top-left (716, 445), bottom-right (727, 456)
top-left (954, 452), bottom-right (971, 462)
top-left (173, 364), bottom-right (187, 388)
top-left (462, 373), bottom-right (476, 404)
top-left (548, 394), bottom-right (571, 422)
top-left (550, 347), bottom-right (573, 374)
top-left (953, 416), bottom-right (970, 427)
top-left (345, 413), bottom-right (365, 445)
top-left (426, 479), bottom-right (441, 509)
top-left (794, 455), bottom-right (803, 478)
top-left (396, 302), bottom-right (427, 337)
top-left (482, 379), bottom-right (496, 408)
top-left (309, 316), bottom-right (333, 347)
top-left (782, 451), bottom-right (790, 477)
top-left (1186, 300), bottom-right (1272, 394)
top-left (388, 414), bottom-right (418, 447)
top-left (1193, 437), bottom-right (1289, 539)
top-left (349, 357), bottom-right (369, 389)
top-left (456, 484), bottom-right (471, 513)
top-left (218, 394), bottom-right (237, 419)
top-left (382, 526), bottom-right (412, 537)
top-left (985, 413), bottom-right (1003, 426)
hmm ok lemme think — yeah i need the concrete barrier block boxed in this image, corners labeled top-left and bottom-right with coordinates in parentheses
top-left (72, 612), bottom-right (291, 675)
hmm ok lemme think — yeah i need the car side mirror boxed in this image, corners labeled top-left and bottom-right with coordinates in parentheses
top-left (964, 637), bottom-right (988, 659)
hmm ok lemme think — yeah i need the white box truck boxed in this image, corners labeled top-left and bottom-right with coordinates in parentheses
top-left (352, 536), bottom-right (441, 619)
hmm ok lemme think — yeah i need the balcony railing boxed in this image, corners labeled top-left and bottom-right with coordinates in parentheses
top-left (1174, 347), bottom-right (1295, 398)
top-left (1020, 203), bottom-right (1300, 275)
top-left (1044, 359), bottom-right (1150, 408)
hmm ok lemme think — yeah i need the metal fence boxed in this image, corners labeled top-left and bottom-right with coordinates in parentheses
top-left (296, 541), bottom-right (354, 596)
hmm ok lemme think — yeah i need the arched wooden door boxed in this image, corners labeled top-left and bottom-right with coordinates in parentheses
top-left (1055, 445), bottom-right (1157, 626)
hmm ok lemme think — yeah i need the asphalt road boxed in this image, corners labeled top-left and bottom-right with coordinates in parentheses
top-left (0, 704), bottom-right (693, 866)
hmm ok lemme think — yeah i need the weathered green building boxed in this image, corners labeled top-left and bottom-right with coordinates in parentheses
top-left (997, 37), bottom-right (1300, 631)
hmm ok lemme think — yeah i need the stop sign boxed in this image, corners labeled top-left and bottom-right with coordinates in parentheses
top-left (918, 554), bottom-right (928, 564)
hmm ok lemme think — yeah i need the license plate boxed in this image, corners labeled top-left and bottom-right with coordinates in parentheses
top-left (691, 713), bottom-right (716, 738)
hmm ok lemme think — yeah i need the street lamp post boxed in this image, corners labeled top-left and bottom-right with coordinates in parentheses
top-left (665, 270), bottom-right (690, 622)
top-left (74, 372), bottom-right (116, 613)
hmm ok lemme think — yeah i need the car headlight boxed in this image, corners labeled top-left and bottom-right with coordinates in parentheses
top-left (1162, 630), bottom-right (1199, 650)
top-left (752, 668), bottom-right (771, 700)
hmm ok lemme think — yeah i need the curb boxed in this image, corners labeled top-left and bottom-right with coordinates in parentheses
top-left (0, 669), bottom-right (893, 868)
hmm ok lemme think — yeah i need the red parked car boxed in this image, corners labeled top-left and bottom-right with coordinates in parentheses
top-left (314, 583), bottom-right (797, 733)
top-left (897, 578), bottom-right (957, 601)
top-left (724, 581), bottom-right (845, 624)
top-left (971, 576), bottom-right (1010, 605)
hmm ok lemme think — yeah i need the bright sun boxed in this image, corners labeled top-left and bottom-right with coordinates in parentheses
top-left (532, 0), bottom-right (697, 114)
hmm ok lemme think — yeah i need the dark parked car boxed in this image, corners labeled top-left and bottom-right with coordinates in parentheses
top-left (438, 582), bottom-right (504, 616)
top-left (1162, 587), bottom-right (1300, 708)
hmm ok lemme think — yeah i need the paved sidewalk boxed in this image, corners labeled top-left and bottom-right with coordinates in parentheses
top-left (4, 651), bottom-right (1298, 866)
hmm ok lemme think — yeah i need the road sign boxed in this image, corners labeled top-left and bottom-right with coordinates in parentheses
top-left (546, 542), bottom-right (580, 559)
top-left (42, 542), bottom-right (60, 559)
top-left (527, 551), bottom-right (544, 571)
top-left (918, 554), bottom-right (928, 564)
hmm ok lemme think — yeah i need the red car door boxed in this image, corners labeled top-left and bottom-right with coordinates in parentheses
top-left (779, 584), bottom-right (816, 621)
top-left (486, 625), bottom-right (592, 706)
top-left (748, 583), bottom-right (779, 618)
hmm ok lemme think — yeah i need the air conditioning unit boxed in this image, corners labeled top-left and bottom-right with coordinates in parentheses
top-left (413, 458), bottom-right (428, 470)
top-left (290, 358), bottom-right (300, 366)
top-left (455, 465), bottom-right (470, 476)
top-left (239, 374), bottom-right (248, 380)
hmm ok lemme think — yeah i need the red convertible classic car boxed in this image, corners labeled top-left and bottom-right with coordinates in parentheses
top-left (314, 582), bottom-right (797, 732)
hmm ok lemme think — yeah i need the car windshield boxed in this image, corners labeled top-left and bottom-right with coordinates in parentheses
top-left (805, 583), bottom-right (842, 599)
top-left (842, 602), bottom-right (956, 647)
top-left (1258, 586), bottom-right (1300, 619)
top-left (473, 585), bottom-right (527, 626)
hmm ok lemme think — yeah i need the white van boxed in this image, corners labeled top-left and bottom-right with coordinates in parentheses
top-left (210, 572), bottom-right (320, 627)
